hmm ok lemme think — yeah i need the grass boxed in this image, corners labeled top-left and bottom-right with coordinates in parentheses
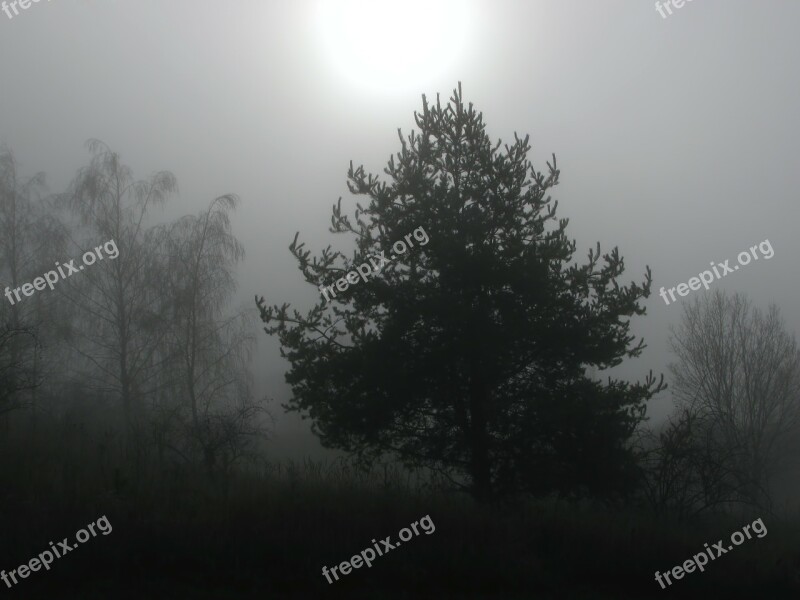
top-left (0, 422), bottom-right (799, 599)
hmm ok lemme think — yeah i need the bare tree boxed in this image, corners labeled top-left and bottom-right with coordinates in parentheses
top-left (0, 146), bottom-right (45, 329)
top-left (0, 324), bottom-right (41, 418)
top-left (0, 146), bottom-right (68, 423)
top-left (159, 196), bottom-right (270, 475)
top-left (635, 405), bottom-right (748, 518)
top-left (669, 290), bottom-right (800, 510)
top-left (62, 140), bottom-right (177, 455)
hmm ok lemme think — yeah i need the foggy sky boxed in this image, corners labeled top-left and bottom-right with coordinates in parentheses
top-left (2, 0), bottom-right (798, 458)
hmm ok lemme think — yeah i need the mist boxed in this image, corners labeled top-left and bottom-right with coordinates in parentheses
top-left (1, 1), bottom-right (799, 597)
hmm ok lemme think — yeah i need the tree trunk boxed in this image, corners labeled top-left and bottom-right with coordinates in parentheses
top-left (469, 369), bottom-right (492, 503)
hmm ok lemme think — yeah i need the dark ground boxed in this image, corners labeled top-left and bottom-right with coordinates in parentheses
top-left (1, 427), bottom-right (799, 600)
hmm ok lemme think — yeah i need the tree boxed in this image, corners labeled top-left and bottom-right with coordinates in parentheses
top-left (257, 83), bottom-right (664, 502)
top-left (0, 146), bottom-right (67, 421)
top-left (669, 289), bottom-right (800, 510)
top-left (0, 323), bottom-right (41, 418)
top-left (159, 195), bottom-right (270, 475)
top-left (635, 405), bottom-right (745, 518)
top-left (0, 146), bottom-right (46, 330)
top-left (62, 140), bottom-right (176, 454)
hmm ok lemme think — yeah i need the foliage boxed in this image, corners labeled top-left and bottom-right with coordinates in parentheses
top-left (257, 83), bottom-right (664, 502)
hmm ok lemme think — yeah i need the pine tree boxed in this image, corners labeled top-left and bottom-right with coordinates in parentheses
top-left (257, 83), bottom-right (664, 502)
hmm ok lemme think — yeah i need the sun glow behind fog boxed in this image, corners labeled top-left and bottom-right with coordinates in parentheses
top-left (314, 0), bottom-right (472, 93)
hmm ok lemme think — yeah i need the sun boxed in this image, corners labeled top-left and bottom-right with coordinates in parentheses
top-left (314, 0), bottom-right (472, 93)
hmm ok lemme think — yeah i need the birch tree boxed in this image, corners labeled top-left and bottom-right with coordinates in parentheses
top-left (63, 139), bottom-right (176, 454)
top-left (162, 195), bottom-right (269, 475)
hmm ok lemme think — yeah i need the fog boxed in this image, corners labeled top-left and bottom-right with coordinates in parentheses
top-left (2, 1), bottom-right (799, 596)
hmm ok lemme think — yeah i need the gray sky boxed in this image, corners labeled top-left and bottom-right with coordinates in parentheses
top-left (2, 0), bottom-right (798, 457)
